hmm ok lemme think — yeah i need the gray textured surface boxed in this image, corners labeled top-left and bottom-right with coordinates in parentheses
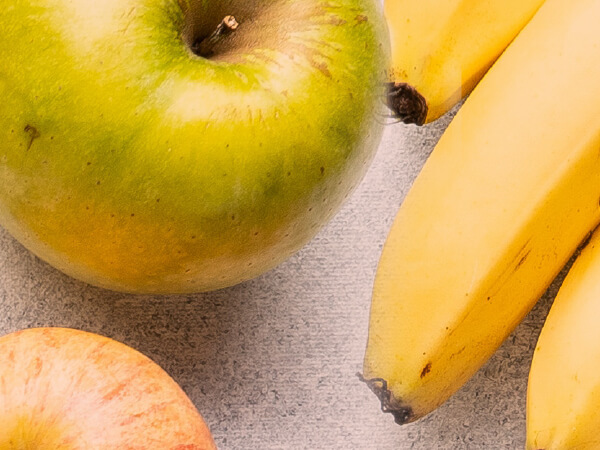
top-left (0, 109), bottom-right (564, 449)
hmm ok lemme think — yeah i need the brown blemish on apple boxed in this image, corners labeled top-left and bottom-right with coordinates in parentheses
top-left (24, 124), bottom-right (41, 150)
top-left (324, 15), bottom-right (347, 26)
top-left (312, 60), bottom-right (332, 78)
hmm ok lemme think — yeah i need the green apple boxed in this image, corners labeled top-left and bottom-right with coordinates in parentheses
top-left (0, 0), bottom-right (389, 293)
top-left (0, 327), bottom-right (216, 448)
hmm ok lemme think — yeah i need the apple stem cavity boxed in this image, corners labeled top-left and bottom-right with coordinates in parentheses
top-left (193, 15), bottom-right (239, 58)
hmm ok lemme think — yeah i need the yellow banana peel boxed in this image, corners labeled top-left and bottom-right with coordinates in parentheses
top-left (363, 0), bottom-right (600, 424)
top-left (384, 0), bottom-right (545, 124)
top-left (527, 226), bottom-right (600, 450)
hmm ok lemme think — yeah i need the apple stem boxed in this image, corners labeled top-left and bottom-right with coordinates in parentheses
top-left (194, 15), bottom-right (239, 58)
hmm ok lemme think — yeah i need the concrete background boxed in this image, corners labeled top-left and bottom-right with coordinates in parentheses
top-left (0, 108), bottom-right (565, 449)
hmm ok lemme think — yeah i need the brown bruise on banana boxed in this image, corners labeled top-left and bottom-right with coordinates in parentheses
top-left (485, 238), bottom-right (534, 299)
top-left (515, 248), bottom-right (532, 270)
top-left (420, 362), bottom-right (432, 378)
top-left (576, 227), bottom-right (596, 254)
top-left (357, 373), bottom-right (415, 425)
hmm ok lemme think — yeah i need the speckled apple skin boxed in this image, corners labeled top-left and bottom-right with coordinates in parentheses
top-left (0, 0), bottom-right (389, 293)
top-left (0, 327), bottom-right (217, 448)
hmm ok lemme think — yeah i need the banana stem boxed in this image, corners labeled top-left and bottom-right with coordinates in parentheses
top-left (357, 372), bottom-right (414, 424)
top-left (386, 82), bottom-right (428, 126)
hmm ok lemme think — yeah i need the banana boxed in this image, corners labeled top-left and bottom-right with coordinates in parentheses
top-left (527, 227), bottom-right (600, 450)
top-left (362, 0), bottom-right (600, 424)
top-left (384, 0), bottom-right (545, 125)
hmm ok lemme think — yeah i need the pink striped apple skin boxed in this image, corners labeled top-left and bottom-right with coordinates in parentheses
top-left (0, 327), bottom-right (217, 449)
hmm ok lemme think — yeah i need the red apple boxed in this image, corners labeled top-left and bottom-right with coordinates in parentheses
top-left (0, 327), bottom-right (216, 449)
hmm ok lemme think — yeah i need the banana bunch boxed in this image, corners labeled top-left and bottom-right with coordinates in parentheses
top-left (362, 0), bottom-right (600, 432)
top-left (383, 0), bottom-right (545, 125)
